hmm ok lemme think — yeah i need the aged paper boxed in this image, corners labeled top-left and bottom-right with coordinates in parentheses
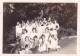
top-left (0, 0), bottom-right (80, 56)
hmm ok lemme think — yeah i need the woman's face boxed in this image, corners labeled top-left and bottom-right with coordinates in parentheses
top-left (44, 18), bottom-right (46, 21)
top-left (34, 38), bottom-right (37, 41)
top-left (19, 24), bottom-right (21, 27)
top-left (45, 28), bottom-right (49, 32)
top-left (27, 21), bottom-right (29, 24)
top-left (32, 29), bottom-right (36, 33)
top-left (17, 22), bottom-right (19, 25)
top-left (23, 30), bottom-right (26, 34)
top-left (51, 35), bottom-right (54, 38)
top-left (42, 35), bottom-right (45, 40)
top-left (25, 37), bottom-right (29, 41)
top-left (53, 20), bottom-right (56, 24)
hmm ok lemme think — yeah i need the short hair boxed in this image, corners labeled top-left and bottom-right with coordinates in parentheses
top-left (16, 36), bottom-right (21, 42)
top-left (25, 44), bottom-right (28, 48)
top-left (51, 35), bottom-right (54, 38)
top-left (22, 29), bottom-right (28, 34)
top-left (40, 34), bottom-right (45, 39)
top-left (34, 35), bottom-right (37, 38)
top-left (33, 35), bottom-right (38, 40)
top-left (32, 28), bottom-right (36, 31)
top-left (25, 36), bottom-right (29, 41)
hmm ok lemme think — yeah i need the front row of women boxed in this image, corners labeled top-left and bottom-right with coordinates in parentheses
top-left (15, 28), bottom-right (61, 54)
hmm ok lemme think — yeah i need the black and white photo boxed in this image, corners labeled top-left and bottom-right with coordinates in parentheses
top-left (3, 3), bottom-right (77, 54)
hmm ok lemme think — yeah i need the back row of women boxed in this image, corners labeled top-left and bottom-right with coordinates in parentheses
top-left (16, 17), bottom-right (61, 54)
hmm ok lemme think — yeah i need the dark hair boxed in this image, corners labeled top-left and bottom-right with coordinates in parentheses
top-left (34, 36), bottom-right (37, 38)
top-left (16, 36), bottom-right (21, 42)
top-left (33, 35), bottom-right (38, 40)
top-left (25, 36), bottom-right (29, 41)
top-left (22, 29), bottom-right (28, 34)
top-left (51, 35), bottom-right (54, 38)
top-left (45, 27), bottom-right (49, 30)
top-left (39, 34), bottom-right (45, 39)
top-left (25, 44), bottom-right (28, 48)
top-left (32, 28), bottom-right (36, 31)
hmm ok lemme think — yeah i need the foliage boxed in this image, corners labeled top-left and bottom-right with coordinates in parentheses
top-left (3, 3), bottom-right (77, 29)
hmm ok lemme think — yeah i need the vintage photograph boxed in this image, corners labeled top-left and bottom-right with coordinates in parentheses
top-left (3, 3), bottom-right (77, 54)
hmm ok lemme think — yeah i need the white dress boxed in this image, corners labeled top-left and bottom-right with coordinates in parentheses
top-left (19, 48), bottom-right (32, 54)
top-left (30, 32), bottom-right (38, 48)
top-left (48, 37), bottom-right (59, 49)
top-left (42, 25), bottom-right (46, 33)
top-left (30, 32), bottom-right (37, 40)
top-left (37, 26), bottom-right (43, 38)
top-left (25, 48), bottom-right (32, 54)
top-left (38, 40), bottom-right (46, 52)
top-left (25, 25), bottom-right (32, 34)
top-left (32, 23), bottom-right (36, 28)
top-left (43, 33), bottom-right (50, 45)
top-left (48, 23), bottom-right (57, 36)
top-left (21, 33), bottom-right (29, 48)
top-left (16, 25), bottom-right (22, 37)
top-left (38, 32), bottom-right (50, 52)
top-left (19, 50), bottom-right (26, 54)
top-left (22, 25), bottom-right (26, 29)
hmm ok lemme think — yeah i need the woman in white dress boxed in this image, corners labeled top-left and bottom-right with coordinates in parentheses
top-left (29, 28), bottom-right (38, 49)
top-left (21, 29), bottom-right (29, 49)
top-left (30, 28), bottom-right (37, 39)
top-left (37, 22), bottom-right (43, 39)
top-left (32, 36), bottom-right (39, 48)
top-left (22, 21), bottom-right (26, 29)
top-left (49, 22), bottom-right (57, 37)
top-left (16, 22), bottom-right (22, 38)
top-left (25, 23), bottom-right (32, 35)
top-left (38, 35), bottom-right (47, 52)
top-left (48, 35), bottom-right (61, 50)
top-left (19, 36), bottom-right (32, 54)
top-left (24, 36), bottom-right (32, 54)
top-left (38, 28), bottom-right (50, 52)
top-left (47, 20), bottom-right (58, 41)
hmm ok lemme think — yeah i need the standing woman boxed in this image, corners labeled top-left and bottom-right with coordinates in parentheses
top-left (48, 20), bottom-right (61, 50)
top-left (48, 20), bottom-right (59, 41)
top-left (22, 21), bottom-right (26, 29)
top-left (21, 29), bottom-right (29, 49)
top-left (16, 22), bottom-right (22, 38)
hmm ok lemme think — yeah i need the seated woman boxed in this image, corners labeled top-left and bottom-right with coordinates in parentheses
top-left (22, 21), bottom-right (26, 29)
top-left (25, 36), bottom-right (32, 49)
top-left (38, 35), bottom-right (48, 52)
top-left (19, 42), bottom-right (32, 54)
top-left (42, 27), bottom-right (50, 52)
top-left (18, 46), bottom-right (32, 54)
top-left (24, 44), bottom-right (32, 54)
top-left (30, 36), bottom-right (39, 54)
top-left (33, 36), bottom-right (39, 48)
top-left (21, 29), bottom-right (29, 49)
top-left (30, 28), bottom-right (37, 40)
top-left (48, 35), bottom-right (61, 50)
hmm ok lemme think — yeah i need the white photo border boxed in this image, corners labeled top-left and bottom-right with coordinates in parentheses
top-left (0, 0), bottom-right (79, 56)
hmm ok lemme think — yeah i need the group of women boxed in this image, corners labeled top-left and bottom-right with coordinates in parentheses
top-left (15, 17), bottom-right (61, 54)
